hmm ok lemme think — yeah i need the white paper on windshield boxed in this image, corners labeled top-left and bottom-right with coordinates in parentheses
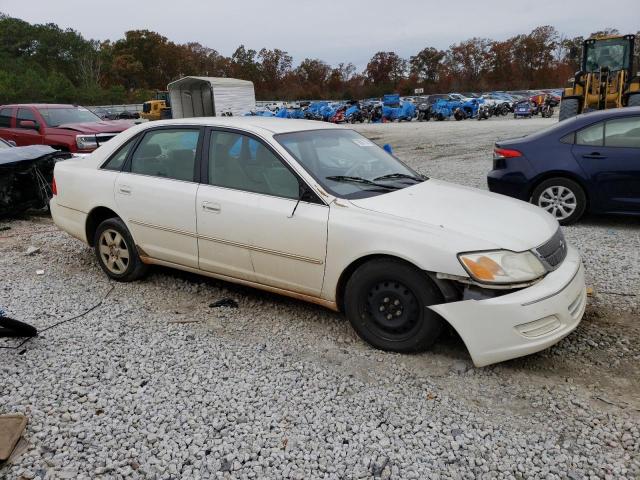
top-left (352, 138), bottom-right (375, 147)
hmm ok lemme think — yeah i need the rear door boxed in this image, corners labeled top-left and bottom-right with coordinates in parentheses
top-left (0, 107), bottom-right (14, 142)
top-left (572, 116), bottom-right (640, 212)
top-left (115, 127), bottom-right (202, 268)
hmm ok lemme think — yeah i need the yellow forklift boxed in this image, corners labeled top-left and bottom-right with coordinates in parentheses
top-left (140, 91), bottom-right (172, 121)
top-left (559, 34), bottom-right (640, 121)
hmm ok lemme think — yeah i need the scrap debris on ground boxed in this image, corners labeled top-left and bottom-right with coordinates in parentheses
top-left (1, 118), bottom-right (638, 479)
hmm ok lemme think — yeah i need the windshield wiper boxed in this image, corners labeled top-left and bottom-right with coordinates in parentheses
top-left (373, 172), bottom-right (426, 182)
top-left (325, 175), bottom-right (400, 190)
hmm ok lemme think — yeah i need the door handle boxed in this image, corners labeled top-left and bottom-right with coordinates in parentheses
top-left (202, 201), bottom-right (221, 213)
top-left (118, 185), bottom-right (132, 195)
top-left (582, 153), bottom-right (607, 159)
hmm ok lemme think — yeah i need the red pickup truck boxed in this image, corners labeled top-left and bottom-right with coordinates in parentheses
top-left (0, 104), bottom-right (134, 153)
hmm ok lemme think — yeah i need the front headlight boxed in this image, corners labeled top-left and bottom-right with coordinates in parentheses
top-left (458, 250), bottom-right (546, 284)
top-left (76, 135), bottom-right (98, 150)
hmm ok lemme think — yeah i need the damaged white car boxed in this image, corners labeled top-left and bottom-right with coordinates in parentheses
top-left (50, 118), bottom-right (586, 366)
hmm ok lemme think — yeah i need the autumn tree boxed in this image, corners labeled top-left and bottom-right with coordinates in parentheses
top-left (409, 47), bottom-right (445, 85)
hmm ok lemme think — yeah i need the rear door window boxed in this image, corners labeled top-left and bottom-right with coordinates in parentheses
top-left (103, 137), bottom-right (138, 171)
top-left (0, 108), bottom-right (12, 128)
top-left (129, 129), bottom-right (200, 181)
top-left (604, 117), bottom-right (640, 148)
top-left (576, 122), bottom-right (604, 146)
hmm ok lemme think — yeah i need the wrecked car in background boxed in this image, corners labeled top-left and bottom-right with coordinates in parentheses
top-left (0, 143), bottom-right (71, 217)
top-left (0, 104), bottom-right (134, 153)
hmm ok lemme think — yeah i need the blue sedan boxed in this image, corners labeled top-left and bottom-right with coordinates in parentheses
top-left (488, 107), bottom-right (640, 224)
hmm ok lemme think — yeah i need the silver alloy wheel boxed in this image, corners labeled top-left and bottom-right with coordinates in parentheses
top-left (538, 185), bottom-right (577, 220)
top-left (98, 228), bottom-right (130, 274)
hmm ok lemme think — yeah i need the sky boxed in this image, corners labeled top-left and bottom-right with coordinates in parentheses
top-left (1, 0), bottom-right (637, 69)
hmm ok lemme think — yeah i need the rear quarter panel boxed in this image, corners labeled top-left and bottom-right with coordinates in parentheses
top-left (52, 157), bottom-right (119, 243)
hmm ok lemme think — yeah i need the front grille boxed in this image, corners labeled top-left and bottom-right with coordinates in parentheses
top-left (534, 228), bottom-right (567, 270)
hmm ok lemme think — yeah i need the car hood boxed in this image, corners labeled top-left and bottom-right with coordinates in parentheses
top-left (348, 179), bottom-right (558, 252)
top-left (52, 120), bottom-right (134, 134)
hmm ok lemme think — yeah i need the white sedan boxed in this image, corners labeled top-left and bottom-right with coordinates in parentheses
top-left (50, 118), bottom-right (586, 366)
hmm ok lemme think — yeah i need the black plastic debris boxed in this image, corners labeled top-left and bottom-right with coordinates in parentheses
top-left (0, 309), bottom-right (37, 338)
top-left (0, 145), bottom-right (72, 217)
top-left (209, 298), bottom-right (239, 309)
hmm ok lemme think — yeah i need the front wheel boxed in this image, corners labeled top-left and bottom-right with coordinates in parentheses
top-left (559, 98), bottom-right (580, 121)
top-left (344, 259), bottom-right (445, 352)
top-left (94, 218), bottom-right (148, 281)
top-left (628, 93), bottom-right (640, 107)
top-left (531, 177), bottom-right (587, 225)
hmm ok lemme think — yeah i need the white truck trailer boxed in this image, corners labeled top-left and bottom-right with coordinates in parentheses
top-left (167, 76), bottom-right (256, 118)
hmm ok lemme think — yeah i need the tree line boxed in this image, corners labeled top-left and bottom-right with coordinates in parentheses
top-left (0, 13), bottom-right (637, 105)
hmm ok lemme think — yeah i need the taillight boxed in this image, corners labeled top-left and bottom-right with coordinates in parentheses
top-left (52, 176), bottom-right (57, 196)
top-left (494, 147), bottom-right (522, 159)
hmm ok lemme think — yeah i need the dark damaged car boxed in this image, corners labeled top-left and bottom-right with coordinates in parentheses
top-left (0, 104), bottom-right (134, 153)
top-left (0, 142), bottom-right (71, 217)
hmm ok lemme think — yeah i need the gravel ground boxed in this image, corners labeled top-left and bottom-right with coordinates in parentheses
top-left (1, 117), bottom-right (639, 479)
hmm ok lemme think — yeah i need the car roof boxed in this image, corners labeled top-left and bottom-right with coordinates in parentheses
top-left (147, 117), bottom-right (345, 134)
top-left (572, 106), bottom-right (640, 123)
top-left (0, 104), bottom-right (81, 109)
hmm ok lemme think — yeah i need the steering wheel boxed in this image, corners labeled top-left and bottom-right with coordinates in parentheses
top-left (344, 161), bottom-right (371, 177)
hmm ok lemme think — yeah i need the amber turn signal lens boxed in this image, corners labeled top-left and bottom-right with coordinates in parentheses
top-left (461, 256), bottom-right (504, 281)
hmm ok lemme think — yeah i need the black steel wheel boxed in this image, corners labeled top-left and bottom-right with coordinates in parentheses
top-left (344, 259), bottom-right (445, 352)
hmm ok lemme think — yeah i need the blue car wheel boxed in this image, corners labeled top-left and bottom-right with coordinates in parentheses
top-left (531, 177), bottom-right (587, 225)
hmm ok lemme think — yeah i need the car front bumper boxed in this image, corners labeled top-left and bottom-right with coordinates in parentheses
top-left (429, 246), bottom-right (586, 367)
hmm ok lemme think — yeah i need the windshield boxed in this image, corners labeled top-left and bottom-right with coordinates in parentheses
top-left (37, 107), bottom-right (102, 127)
top-left (275, 129), bottom-right (425, 199)
top-left (584, 38), bottom-right (632, 72)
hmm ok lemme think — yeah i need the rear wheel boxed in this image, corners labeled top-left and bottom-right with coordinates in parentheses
top-left (532, 177), bottom-right (587, 225)
top-left (94, 218), bottom-right (148, 281)
top-left (344, 259), bottom-right (445, 353)
top-left (559, 98), bottom-right (580, 121)
top-left (628, 93), bottom-right (640, 107)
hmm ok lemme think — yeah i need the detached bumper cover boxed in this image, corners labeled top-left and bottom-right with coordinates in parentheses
top-left (430, 246), bottom-right (586, 367)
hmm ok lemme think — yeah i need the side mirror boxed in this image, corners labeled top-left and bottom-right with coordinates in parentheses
top-left (383, 144), bottom-right (393, 154)
top-left (19, 120), bottom-right (38, 130)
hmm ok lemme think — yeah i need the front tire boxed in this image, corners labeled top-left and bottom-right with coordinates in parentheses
top-left (94, 218), bottom-right (148, 281)
top-left (532, 177), bottom-right (587, 225)
top-left (559, 98), bottom-right (580, 121)
top-left (628, 93), bottom-right (640, 107)
top-left (344, 259), bottom-right (445, 353)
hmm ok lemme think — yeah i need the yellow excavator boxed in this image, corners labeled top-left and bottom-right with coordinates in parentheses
top-left (140, 91), bottom-right (172, 121)
top-left (560, 34), bottom-right (640, 121)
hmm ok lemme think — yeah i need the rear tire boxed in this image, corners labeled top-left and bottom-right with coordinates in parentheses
top-left (94, 218), bottom-right (148, 281)
top-left (559, 98), bottom-right (580, 121)
top-left (344, 259), bottom-right (445, 353)
top-left (532, 177), bottom-right (587, 225)
top-left (628, 93), bottom-right (640, 107)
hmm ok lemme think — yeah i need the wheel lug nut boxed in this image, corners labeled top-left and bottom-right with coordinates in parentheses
top-left (383, 297), bottom-right (389, 303)
top-left (393, 300), bottom-right (400, 305)
top-left (379, 306), bottom-right (385, 312)
top-left (386, 314), bottom-right (392, 320)
top-left (396, 311), bottom-right (402, 316)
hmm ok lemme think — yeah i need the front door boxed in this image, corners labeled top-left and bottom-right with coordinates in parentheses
top-left (115, 127), bottom-right (202, 268)
top-left (198, 129), bottom-right (328, 295)
top-left (13, 108), bottom-right (43, 146)
top-left (573, 116), bottom-right (640, 212)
